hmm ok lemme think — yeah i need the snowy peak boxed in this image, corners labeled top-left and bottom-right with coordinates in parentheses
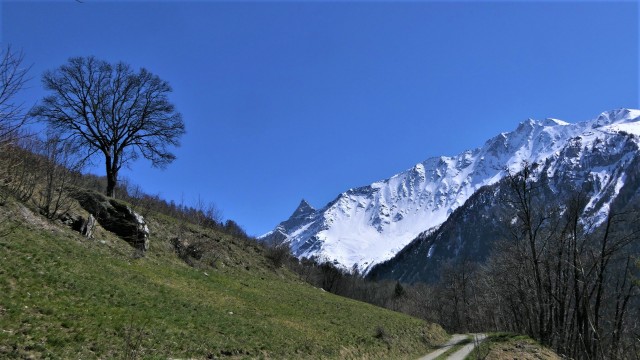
top-left (260, 109), bottom-right (640, 273)
top-left (542, 118), bottom-right (569, 126)
top-left (370, 110), bottom-right (640, 283)
top-left (260, 199), bottom-right (319, 243)
top-left (588, 109), bottom-right (640, 137)
top-left (293, 199), bottom-right (315, 217)
top-left (593, 108), bottom-right (640, 127)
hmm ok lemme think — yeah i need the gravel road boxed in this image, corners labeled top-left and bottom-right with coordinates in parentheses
top-left (418, 333), bottom-right (487, 360)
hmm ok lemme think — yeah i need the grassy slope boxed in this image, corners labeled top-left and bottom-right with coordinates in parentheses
top-left (466, 333), bottom-right (560, 360)
top-left (0, 198), bottom-right (446, 359)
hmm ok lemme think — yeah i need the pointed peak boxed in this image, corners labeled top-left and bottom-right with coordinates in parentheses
top-left (294, 199), bottom-right (315, 214)
top-left (299, 198), bottom-right (312, 208)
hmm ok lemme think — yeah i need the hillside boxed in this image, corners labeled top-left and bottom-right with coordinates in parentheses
top-left (473, 333), bottom-right (561, 360)
top-left (0, 190), bottom-right (446, 358)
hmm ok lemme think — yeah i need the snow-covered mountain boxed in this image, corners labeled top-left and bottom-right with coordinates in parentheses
top-left (261, 109), bottom-right (640, 273)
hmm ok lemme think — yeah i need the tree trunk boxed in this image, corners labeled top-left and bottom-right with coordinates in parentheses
top-left (106, 174), bottom-right (116, 198)
top-left (105, 154), bottom-right (118, 198)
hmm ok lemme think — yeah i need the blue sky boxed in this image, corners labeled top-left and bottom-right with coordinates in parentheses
top-left (2, 1), bottom-right (638, 236)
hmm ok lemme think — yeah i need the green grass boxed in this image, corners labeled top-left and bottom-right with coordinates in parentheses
top-left (0, 199), bottom-right (446, 359)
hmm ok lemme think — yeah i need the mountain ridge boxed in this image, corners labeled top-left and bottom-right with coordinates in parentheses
top-left (261, 108), bottom-right (640, 272)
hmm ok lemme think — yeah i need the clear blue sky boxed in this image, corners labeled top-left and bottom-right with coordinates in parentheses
top-left (2, 1), bottom-right (638, 236)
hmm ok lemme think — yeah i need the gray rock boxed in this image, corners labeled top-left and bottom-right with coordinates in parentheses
top-left (72, 190), bottom-right (149, 251)
top-left (80, 214), bottom-right (96, 239)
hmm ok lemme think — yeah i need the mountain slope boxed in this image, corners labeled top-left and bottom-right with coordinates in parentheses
top-left (370, 114), bottom-right (640, 283)
top-left (261, 109), bottom-right (640, 273)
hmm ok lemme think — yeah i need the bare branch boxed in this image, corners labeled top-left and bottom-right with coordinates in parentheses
top-left (0, 45), bottom-right (31, 142)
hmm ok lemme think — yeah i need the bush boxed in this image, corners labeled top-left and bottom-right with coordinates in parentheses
top-left (265, 242), bottom-right (291, 269)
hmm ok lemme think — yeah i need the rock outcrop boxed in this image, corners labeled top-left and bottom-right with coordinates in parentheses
top-left (72, 190), bottom-right (149, 251)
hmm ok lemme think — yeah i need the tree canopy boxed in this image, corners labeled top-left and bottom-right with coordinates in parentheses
top-left (32, 56), bottom-right (185, 197)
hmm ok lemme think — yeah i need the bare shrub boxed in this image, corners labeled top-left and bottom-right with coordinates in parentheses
top-left (265, 240), bottom-right (291, 269)
top-left (33, 132), bottom-right (84, 219)
top-left (2, 133), bottom-right (40, 201)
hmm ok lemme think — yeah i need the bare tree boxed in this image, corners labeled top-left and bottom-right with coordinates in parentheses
top-left (31, 56), bottom-right (185, 198)
top-left (475, 163), bottom-right (640, 359)
top-left (0, 46), bottom-right (30, 142)
top-left (0, 46), bottom-right (30, 206)
top-left (192, 194), bottom-right (222, 228)
top-left (2, 133), bottom-right (40, 202)
top-left (34, 132), bottom-right (84, 219)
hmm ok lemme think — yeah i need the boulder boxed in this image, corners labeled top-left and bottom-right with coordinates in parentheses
top-left (72, 190), bottom-right (149, 251)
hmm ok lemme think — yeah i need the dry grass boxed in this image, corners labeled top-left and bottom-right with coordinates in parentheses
top-left (468, 333), bottom-right (561, 360)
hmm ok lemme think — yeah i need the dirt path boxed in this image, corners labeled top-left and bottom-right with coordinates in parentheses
top-left (418, 333), bottom-right (486, 360)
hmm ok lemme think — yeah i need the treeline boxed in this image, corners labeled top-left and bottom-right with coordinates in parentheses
top-left (444, 166), bottom-right (640, 359)
top-left (387, 165), bottom-right (640, 360)
top-left (267, 248), bottom-right (437, 321)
